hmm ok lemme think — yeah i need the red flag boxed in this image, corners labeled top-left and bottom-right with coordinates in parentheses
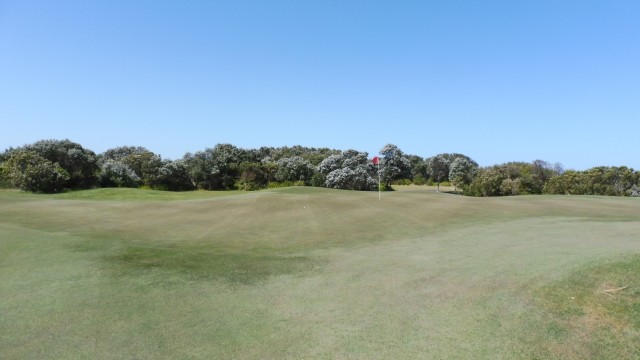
top-left (372, 156), bottom-right (379, 165)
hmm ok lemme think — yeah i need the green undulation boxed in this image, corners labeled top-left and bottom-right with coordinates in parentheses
top-left (1, 187), bottom-right (639, 359)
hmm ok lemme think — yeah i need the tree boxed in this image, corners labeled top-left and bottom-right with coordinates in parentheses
top-left (1, 150), bottom-right (69, 193)
top-left (317, 149), bottom-right (377, 191)
top-left (183, 144), bottom-right (242, 190)
top-left (543, 166), bottom-right (639, 196)
top-left (317, 154), bottom-right (344, 175)
top-left (99, 160), bottom-right (140, 188)
top-left (466, 166), bottom-right (506, 197)
top-left (153, 160), bottom-right (196, 191)
top-left (101, 146), bottom-right (162, 187)
top-left (449, 157), bottom-right (477, 192)
top-left (428, 155), bottom-right (450, 192)
top-left (274, 156), bottom-right (315, 183)
top-left (235, 162), bottom-right (269, 191)
top-left (24, 139), bottom-right (99, 189)
top-left (325, 167), bottom-right (377, 190)
top-left (379, 144), bottom-right (411, 189)
top-left (405, 154), bottom-right (428, 181)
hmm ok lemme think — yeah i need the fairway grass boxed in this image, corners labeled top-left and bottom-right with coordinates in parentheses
top-left (1, 188), bottom-right (639, 359)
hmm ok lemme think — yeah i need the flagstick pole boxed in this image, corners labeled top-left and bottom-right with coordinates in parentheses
top-left (378, 161), bottom-right (381, 200)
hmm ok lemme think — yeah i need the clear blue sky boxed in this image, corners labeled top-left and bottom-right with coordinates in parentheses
top-left (1, 1), bottom-right (638, 170)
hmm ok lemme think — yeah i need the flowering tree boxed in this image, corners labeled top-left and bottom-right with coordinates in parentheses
top-left (275, 156), bottom-right (315, 183)
top-left (379, 144), bottom-right (411, 189)
top-left (449, 157), bottom-right (477, 192)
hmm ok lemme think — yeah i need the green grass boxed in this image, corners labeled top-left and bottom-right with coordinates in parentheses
top-left (533, 256), bottom-right (640, 359)
top-left (1, 187), bottom-right (639, 359)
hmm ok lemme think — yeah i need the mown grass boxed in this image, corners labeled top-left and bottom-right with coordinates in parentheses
top-left (1, 187), bottom-right (639, 359)
top-left (0, 187), bottom-right (244, 201)
top-left (533, 255), bottom-right (640, 359)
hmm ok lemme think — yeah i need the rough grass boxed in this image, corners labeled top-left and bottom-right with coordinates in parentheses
top-left (1, 187), bottom-right (639, 359)
top-left (533, 255), bottom-right (640, 359)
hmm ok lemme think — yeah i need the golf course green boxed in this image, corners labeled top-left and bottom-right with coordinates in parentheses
top-left (1, 187), bottom-right (638, 359)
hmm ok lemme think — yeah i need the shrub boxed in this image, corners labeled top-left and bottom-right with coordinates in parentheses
top-left (24, 139), bottom-right (99, 189)
top-left (152, 160), bottom-right (196, 191)
top-left (2, 150), bottom-right (69, 193)
top-left (275, 156), bottom-right (315, 183)
top-left (325, 167), bottom-right (377, 191)
top-left (99, 160), bottom-right (140, 188)
top-left (234, 162), bottom-right (269, 191)
top-left (267, 181), bottom-right (305, 189)
top-left (310, 173), bottom-right (326, 187)
top-left (412, 174), bottom-right (427, 185)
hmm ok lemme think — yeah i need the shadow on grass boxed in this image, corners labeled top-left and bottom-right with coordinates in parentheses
top-left (107, 246), bottom-right (321, 286)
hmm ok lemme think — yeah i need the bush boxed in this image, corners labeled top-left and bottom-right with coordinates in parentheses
top-left (2, 150), bottom-right (69, 193)
top-left (152, 160), bottom-right (195, 191)
top-left (234, 162), bottom-right (269, 191)
top-left (24, 139), bottom-right (99, 189)
top-left (325, 167), bottom-right (377, 191)
top-left (310, 173), bottom-right (326, 187)
top-left (267, 181), bottom-right (305, 189)
top-left (0, 171), bottom-right (11, 188)
top-left (412, 174), bottom-right (427, 185)
top-left (99, 160), bottom-right (140, 188)
top-left (274, 156), bottom-right (315, 183)
top-left (544, 167), bottom-right (639, 196)
top-left (392, 179), bottom-right (412, 185)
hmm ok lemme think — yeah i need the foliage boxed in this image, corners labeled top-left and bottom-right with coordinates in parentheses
top-left (325, 167), bottom-right (377, 191)
top-left (183, 144), bottom-right (243, 190)
top-left (267, 180), bottom-right (306, 188)
top-left (23, 139), bottom-right (99, 189)
top-left (1, 150), bottom-right (69, 193)
top-left (428, 155), bottom-right (450, 191)
top-left (153, 160), bottom-right (196, 191)
top-left (392, 178), bottom-right (413, 186)
top-left (310, 173), bottom-right (326, 187)
top-left (266, 146), bottom-right (341, 165)
top-left (274, 156), bottom-right (315, 184)
top-left (318, 149), bottom-right (377, 191)
top-left (544, 166), bottom-right (639, 196)
top-left (448, 157), bottom-right (478, 192)
top-left (405, 154), bottom-right (428, 179)
top-left (464, 161), bottom-right (563, 197)
top-left (101, 146), bottom-right (163, 187)
top-left (379, 144), bottom-right (411, 189)
top-left (412, 174), bottom-right (427, 185)
top-left (235, 162), bottom-right (269, 191)
top-left (317, 154), bottom-right (345, 175)
top-left (99, 160), bottom-right (140, 188)
top-left (3, 139), bottom-right (638, 197)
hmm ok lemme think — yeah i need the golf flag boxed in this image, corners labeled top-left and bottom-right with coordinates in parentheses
top-left (372, 156), bottom-right (379, 165)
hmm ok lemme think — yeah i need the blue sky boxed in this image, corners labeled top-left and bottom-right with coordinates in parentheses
top-left (1, 1), bottom-right (638, 170)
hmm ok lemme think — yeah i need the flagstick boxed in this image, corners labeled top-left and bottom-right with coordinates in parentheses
top-left (378, 161), bottom-right (381, 200)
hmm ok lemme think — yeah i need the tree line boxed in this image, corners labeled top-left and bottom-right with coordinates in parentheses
top-left (0, 139), bottom-right (638, 197)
